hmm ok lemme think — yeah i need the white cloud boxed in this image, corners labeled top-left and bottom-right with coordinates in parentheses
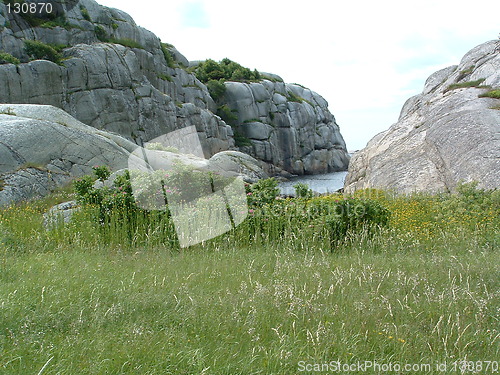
top-left (97, 0), bottom-right (499, 150)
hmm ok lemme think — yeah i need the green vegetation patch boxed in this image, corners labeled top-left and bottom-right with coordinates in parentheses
top-left (94, 25), bottom-right (107, 42)
top-left (0, 176), bottom-right (498, 373)
top-left (157, 73), bottom-right (172, 82)
top-left (217, 104), bottom-right (238, 125)
top-left (161, 42), bottom-right (176, 68)
top-left (24, 39), bottom-right (65, 64)
top-left (456, 65), bottom-right (475, 81)
top-left (108, 38), bottom-right (143, 49)
top-left (80, 5), bottom-right (91, 21)
top-left (445, 78), bottom-right (486, 92)
top-left (39, 15), bottom-right (72, 30)
top-left (0, 50), bottom-right (20, 65)
top-left (233, 130), bottom-right (253, 147)
top-left (94, 26), bottom-right (144, 49)
top-left (205, 79), bottom-right (226, 101)
top-left (194, 58), bottom-right (261, 84)
top-left (479, 89), bottom-right (500, 99)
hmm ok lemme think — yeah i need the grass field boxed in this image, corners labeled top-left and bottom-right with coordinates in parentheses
top-left (0, 181), bottom-right (498, 374)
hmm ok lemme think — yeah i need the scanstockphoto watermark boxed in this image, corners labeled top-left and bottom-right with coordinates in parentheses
top-left (128, 126), bottom-right (248, 248)
top-left (297, 360), bottom-right (499, 373)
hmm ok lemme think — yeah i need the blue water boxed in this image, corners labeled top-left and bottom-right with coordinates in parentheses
top-left (278, 171), bottom-right (348, 196)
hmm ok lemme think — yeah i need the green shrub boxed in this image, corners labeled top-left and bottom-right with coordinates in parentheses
top-left (158, 73), bottom-right (172, 82)
top-left (206, 79), bottom-right (226, 101)
top-left (294, 183), bottom-right (313, 199)
top-left (479, 89), bottom-right (500, 99)
top-left (109, 38), bottom-right (143, 49)
top-left (161, 42), bottom-right (176, 68)
top-left (92, 165), bottom-right (111, 183)
top-left (325, 198), bottom-right (390, 247)
top-left (286, 91), bottom-right (304, 103)
top-left (40, 16), bottom-right (71, 29)
top-left (24, 40), bottom-right (62, 64)
top-left (233, 131), bottom-right (252, 147)
top-left (74, 167), bottom-right (136, 223)
top-left (94, 25), bottom-right (108, 42)
top-left (0, 51), bottom-right (20, 65)
top-left (195, 58), bottom-right (261, 84)
top-left (445, 78), bottom-right (486, 92)
top-left (217, 104), bottom-right (238, 125)
top-left (80, 5), bottom-right (91, 21)
top-left (246, 178), bottom-right (280, 207)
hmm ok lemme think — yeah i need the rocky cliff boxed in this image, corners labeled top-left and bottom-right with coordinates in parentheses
top-left (222, 80), bottom-right (349, 175)
top-left (0, 0), bottom-right (349, 203)
top-left (345, 40), bottom-right (500, 194)
top-left (0, 104), bottom-right (268, 205)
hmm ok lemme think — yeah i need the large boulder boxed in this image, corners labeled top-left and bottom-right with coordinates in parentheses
top-left (0, 104), bottom-right (139, 205)
top-left (208, 151), bottom-right (268, 183)
top-left (345, 40), bottom-right (500, 194)
top-left (223, 81), bottom-right (350, 175)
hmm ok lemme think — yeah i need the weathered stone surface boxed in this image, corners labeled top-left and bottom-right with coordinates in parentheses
top-left (223, 81), bottom-right (350, 175)
top-left (208, 151), bottom-right (268, 183)
top-left (0, 0), bottom-right (229, 151)
top-left (0, 0), bottom-right (350, 206)
top-left (0, 104), bottom-right (137, 205)
top-left (345, 40), bottom-right (500, 193)
top-left (0, 105), bottom-right (267, 206)
top-left (43, 200), bottom-right (79, 228)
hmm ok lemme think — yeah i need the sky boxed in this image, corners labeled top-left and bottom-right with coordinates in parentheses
top-left (96, 0), bottom-right (499, 151)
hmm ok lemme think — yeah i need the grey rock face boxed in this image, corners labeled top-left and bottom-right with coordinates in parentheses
top-left (208, 151), bottom-right (269, 183)
top-left (223, 81), bottom-right (350, 175)
top-left (345, 40), bottom-right (500, 194)
top-left (0, 104), bottom-right (139, 205)
top-left (0, 105), bottom-right (267, 206)
top-left (0, 0), bottom-right (231, 155)
top-left (43, 200), bottom-right (79, 229)
top-left (0, 0), bottom-right (350, 206)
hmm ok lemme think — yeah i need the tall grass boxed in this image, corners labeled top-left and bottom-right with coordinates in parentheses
top-left (0, 183), bottom-right (498, 374)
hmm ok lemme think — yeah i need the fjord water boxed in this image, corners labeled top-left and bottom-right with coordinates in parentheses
top-left (278, 171), bottom-right (348, 196)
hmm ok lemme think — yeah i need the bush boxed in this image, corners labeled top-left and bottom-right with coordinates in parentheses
top-left (109, 38), bottom-right (143, 49)
top-left (94, 25), bottom-right (108, 42)
top-left (161, 43), bottom-right (176, 68)
top-left (216, 104), bottom-right (238, 125)
top-left (0, 51), bottom-right (20, 65)
top-left (195, 58), bottom-right (261, 84)
top-left (233, 131), bottom-right (252, 147)
top-left (24, 40), bottom-right (62, 64)
top-left (294, 183), bottom-right (313, 199)
top-left (206, 79), bottom-right (226, 101)
top-left (74, 167), bottom-right (136, 223)
top-left (80, 5), bottom-right (91, 21)
top-left (325, 198), bottom-right (390, 246)
top-left (92, 165), bottom-right (111, 183)
top-left (286, 91), bottom-right (304, 103)
top-left (246, 178), bottom-right (280, 207)
top-left (445, 78), bottom-right (486, 92)
top-left (479, 89), bottom-right (500, 99)
top-left (40, 15), bottom-right (71, 29)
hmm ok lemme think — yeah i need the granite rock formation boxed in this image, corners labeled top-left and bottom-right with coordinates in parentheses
top-left (345, 40), bottom-right (500, 193)
top-left (0, 0), bottom-right (349, 206)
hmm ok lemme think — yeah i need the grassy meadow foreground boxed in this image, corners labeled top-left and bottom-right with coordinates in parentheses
top-left (0, 173), bottom-right (499, 374)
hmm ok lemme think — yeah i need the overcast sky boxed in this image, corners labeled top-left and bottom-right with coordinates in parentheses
top-left (96, 0), bottom-right (498, 151)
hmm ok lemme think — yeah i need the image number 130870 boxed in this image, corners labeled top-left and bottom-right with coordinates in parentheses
top-left (6, 2), bottom-right (54, 14)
